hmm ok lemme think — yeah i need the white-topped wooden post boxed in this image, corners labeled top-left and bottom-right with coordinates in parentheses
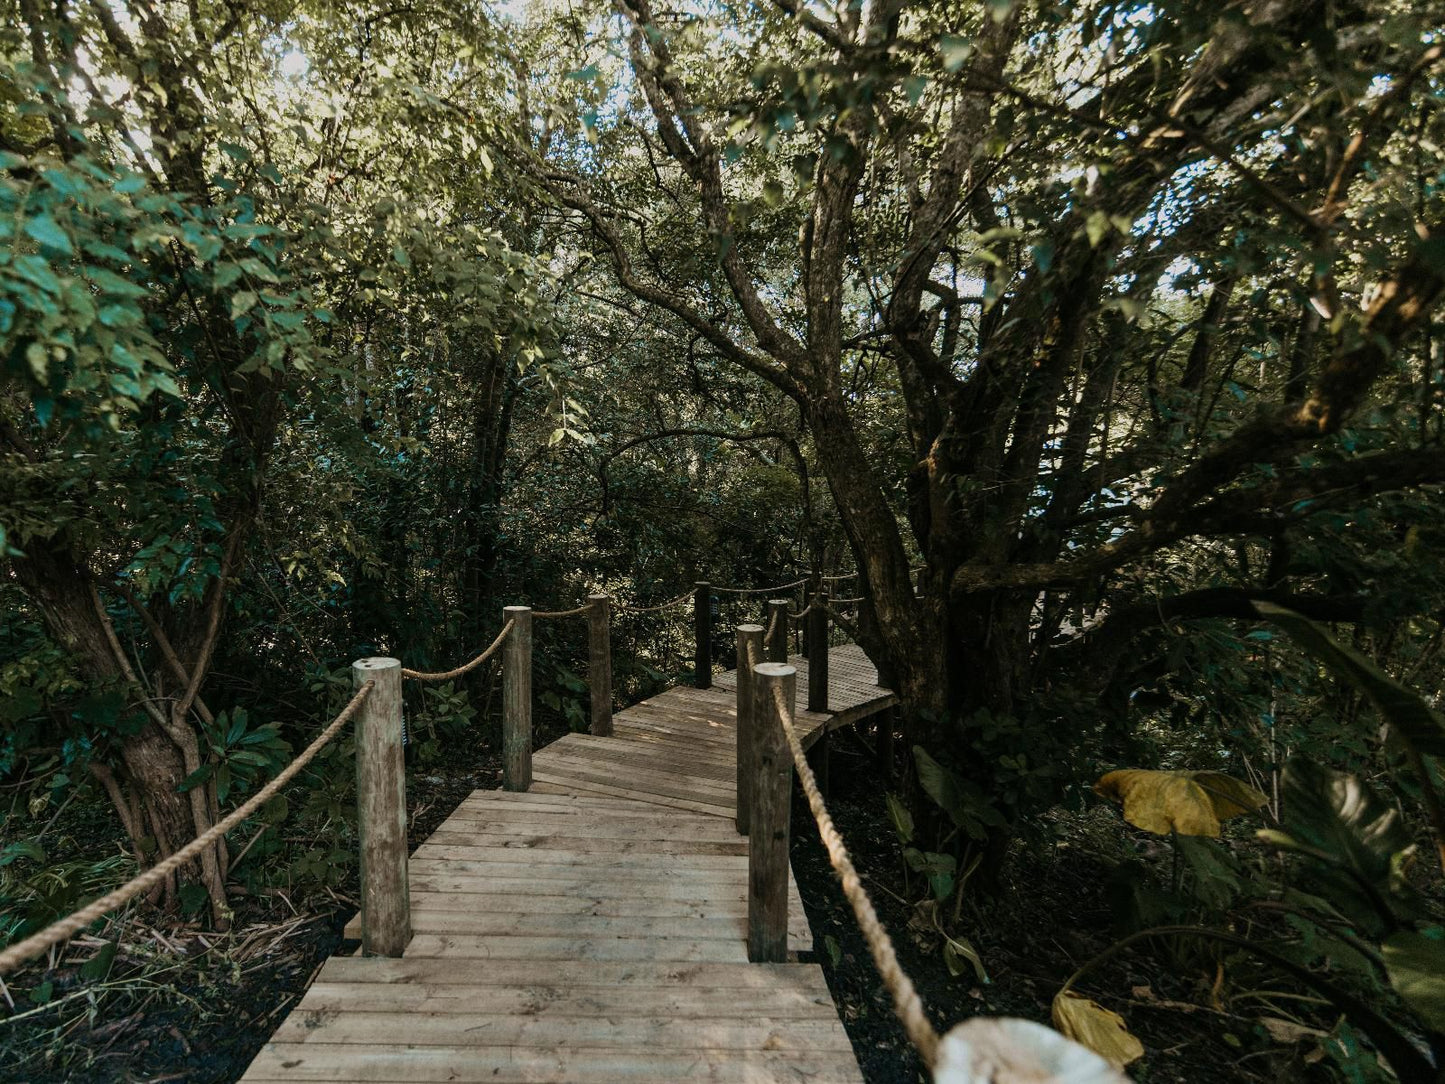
top-left (807, 587), bottom-right (830, 712)
top-left (502, 605), bottom-right (533, 791)
top-left (748, 662), bottom-right (795, 963)
top-left (694, 581), bottom-right (712, 689)
top-left (766, 599), bottom-right (789, 663)
top-left (352, 656), bottom-right (409, 957)
top-left (588, 594), bottom-right (612, 737)
top-left (734, 623), bottom-right (764, 836)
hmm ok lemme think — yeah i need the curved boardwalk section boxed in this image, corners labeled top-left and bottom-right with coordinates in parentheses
top-left (241, 645), bottom-right (892, 1083)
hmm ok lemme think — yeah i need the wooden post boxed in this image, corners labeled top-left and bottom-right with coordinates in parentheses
top-left (807, 587), bottom-right (829, 713)
top-left (588, 594), bottom-right (612, 737)
top-left (502, 605), bottom-right (532, 791)
top-left (734, 623), bottom-right (764, 836)
top-left (748, 662), bottom-right (794, 963)
top-left (877, 704), bottom-right (896, 783)
top-left (352, 656), bottom-right (409, 957)
top-left (694, 581), bottom-right (712, 689)
top-left (766, 599), bottom-right (789, 663)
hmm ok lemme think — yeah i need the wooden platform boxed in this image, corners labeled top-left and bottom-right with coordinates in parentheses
top-left (241, 644), bottom-right (892, 1083)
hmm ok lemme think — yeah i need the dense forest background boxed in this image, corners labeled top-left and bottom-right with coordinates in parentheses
top-left (3, 0), bottom-right (1445, 1080)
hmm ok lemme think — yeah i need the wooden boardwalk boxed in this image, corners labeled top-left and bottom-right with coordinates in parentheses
top-left (241, 645), bottom-right (894, 1083)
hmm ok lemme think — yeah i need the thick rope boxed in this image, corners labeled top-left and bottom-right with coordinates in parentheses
top-left (766, 607), bottom-right (782, 642)
top-left (787, 604), bottom-right (813, 620)
top-left (820, 570), bottom-right (857, 582)
top-left (749, 644), bottom-right (940, 1067)
top-left (0, 680), bottom-right (377, 976)
top-left (614, 590), bottom-right (693, 614)
top-left (401, 621), bottom-right (514, 681)
top-left (831, 595), bottom-right (865, 605)
top-left (713, 576), bottom-right (809, 596)
top-left (532, 603), bottom-right (592, 619)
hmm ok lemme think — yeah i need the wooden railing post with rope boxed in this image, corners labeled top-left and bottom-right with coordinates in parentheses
top-left (807, 586), bottom-right (829, 713)
top-left (693, 581), bottom-right (712, 689)
top-left (733, 623), bottom-right (764, 836)
top-left (502, 605), bottom-right (533, 791)
top-left (352, 656), bottom-right (409, 957)
top-left (747, 660), bottom-right (795, 963)
top-left (587, 594), bottom-right (612, 736)
top-left (765, 599), bottom-right (789, 663)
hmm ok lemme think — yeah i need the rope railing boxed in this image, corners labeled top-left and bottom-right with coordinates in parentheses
top-left (0, 680), bottom-right (378, 977)
top-left (713, 576), bottom-right (810, 596)
top-left (744, 639), bottom-right (941, 1071)
top-left (613, 589), bottom-right (693, 614)
top-left (401, 620), bottom-right (515, 682)
top-left (533, 602), bottom-right (592, 619)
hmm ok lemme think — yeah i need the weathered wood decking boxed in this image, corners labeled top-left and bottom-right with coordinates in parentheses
top-left (240, 645), bottom-right (895, 1083)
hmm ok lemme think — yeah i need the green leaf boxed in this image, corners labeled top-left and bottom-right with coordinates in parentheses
top-left (24, 213), bottom-right (73, 254)
top-left (903, 846), bottom-right (956, 901)
top-left (176, 764), bottom-right (213, 792)
top-left (0, 840), bottom-right (46, 867)
top-left (230, 291), bottom-right (259, 318)
top-left (939, 35), bottom-right (973, 72)
top-left (1259, 759), bottom-right (1415, 932)
top-left (1253, 601), bottom-right (1445, 756)
top-left (178, 883), bottom-right (209, 917)
top-left (1382, 930), bottom-right (1445, 1032)
top-left (914, 745), bottom-right (966, 828)
top-left (885, 792), bottom-right (914, 844)
top-left (79, 941), bottom-right (117, 980)
top-left (943, 933), bottom-right (989, 983)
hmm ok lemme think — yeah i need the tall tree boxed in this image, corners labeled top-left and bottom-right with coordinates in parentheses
top-left (523, 0), bottom-right (1445, 861)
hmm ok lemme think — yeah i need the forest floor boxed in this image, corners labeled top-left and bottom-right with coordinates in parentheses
top-left (0, 742), bottom-right (510, 1083)
top-left (5, 711), bottom-right (1338, 1083)
top-left (792, 732), bottom-right (1321, 1084)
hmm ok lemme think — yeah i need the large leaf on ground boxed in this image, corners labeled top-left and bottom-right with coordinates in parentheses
top-left (1052, 991), bottom-right (1145, 1068)
top-left (936, 1017), bottom-right (1131, 1083)
top-left (1382, 931), bottom-right (1445, 1033)
top-left (913, 746), bottom-right (1004, 839)
top-left (1259, 759), bottom-right (1414, 931)
top-left (1094, 769), bottom-right (1267, 837)
top-left (1253, 601), bottom-right (1445, 756)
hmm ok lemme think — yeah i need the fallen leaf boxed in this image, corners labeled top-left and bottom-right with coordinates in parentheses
top-left (935, 1016), bottom-right (1131, 1083)
top-left (1052, 991), bottom-right (1145, 1068)
top-left (1094, 769), bottom-right (1268, 837)
top-left (1259, 1016), bottom-right (1326, 1044)
top-left (1382, 931), bottom-right (1445, 1032)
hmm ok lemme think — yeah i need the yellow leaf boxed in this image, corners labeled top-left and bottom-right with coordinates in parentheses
top-left (1093, 769), bottom-right (1268, 837)
top-left (1052, 991), bottom-right (1145, 1068)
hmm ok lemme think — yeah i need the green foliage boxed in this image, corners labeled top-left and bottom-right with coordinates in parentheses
top-left (178, 709), bottom-right (290, 805)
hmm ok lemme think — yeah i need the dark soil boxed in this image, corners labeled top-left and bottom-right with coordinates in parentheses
top-left (788, 729), bottom-right (1321, 1084)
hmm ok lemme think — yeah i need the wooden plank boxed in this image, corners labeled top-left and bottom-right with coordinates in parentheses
top-left (530, 771), bottom-right (735, 818)
top-left (313, 957), bottom-right (827, 989)
top-left (408, 858), bottom-right (746, 882)
top-left (293, 980), bottom-right (836, 1017)
top-left (243, 1044), bottom-right (864, 1082)
top-left (367, 911), bottom-right (759, 941)
top-left (422, 833), bottom-right (746, 857)
top-left (270, 1011), bottom-right (854, 1051)
top-left (400, 934), bottom-right (749, 963)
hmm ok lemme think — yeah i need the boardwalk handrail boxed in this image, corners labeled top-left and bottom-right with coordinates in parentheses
top-left (0, 680), bottom-right (378, 976)
top-left (400, 620), bottom-right (515, 681)
top-left (739, 638), bottom-right (943, 1072)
